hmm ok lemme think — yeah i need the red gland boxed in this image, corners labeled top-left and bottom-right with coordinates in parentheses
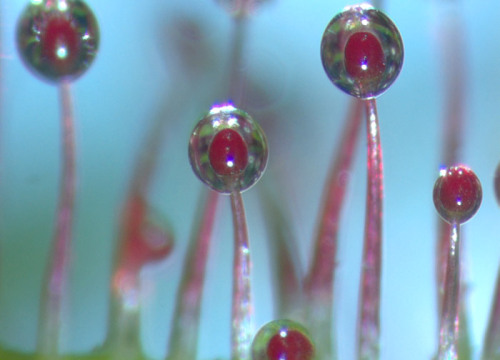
top-left (41, 16), bottom-right (80, 72)
top-left (433, 165), bottom-right (482, 224)
top-left (209, 128), bottom-right (249, 176)
top-left (267, 329), bottom-right (314, 360)
top-left (344, 31), bottom-right (385, 81)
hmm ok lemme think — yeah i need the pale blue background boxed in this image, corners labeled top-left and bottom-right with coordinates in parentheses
top-left (1, 0), bottom-right (500, 359)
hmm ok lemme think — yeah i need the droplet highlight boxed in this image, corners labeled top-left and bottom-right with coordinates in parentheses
top-left (252, 319), bottom-right (315, 360)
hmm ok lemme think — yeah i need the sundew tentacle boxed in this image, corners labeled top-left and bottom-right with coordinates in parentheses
top-left (433, 165), bottom-right (482, 359)
top-left (188, 104), bottom-right (267, 359)
top-left (319, 5), bottom-right (403, 358)
top-left (16, 1), bottom-right (99, 355)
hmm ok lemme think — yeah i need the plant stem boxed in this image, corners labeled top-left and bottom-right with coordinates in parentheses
top-left (107, 270), bottom-right (142, 360)
top-left (230, 190), bottom-right (253, 360)
top-left (304, 99), bottom-right (364, 360)
top-left (437, 6), bottom-right (466, 317)
top-left (357, 98), bottom-right (383, 360)
top-left (437, 222), bottom-right (460, 360)
top-left (436, 10), bottom-right (472, 358)
top-left (227, 17), bottom-right (247, 107)
top-left (38, 81), bottom-right (76, 356)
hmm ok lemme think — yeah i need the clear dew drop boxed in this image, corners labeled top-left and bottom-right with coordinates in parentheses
top-left (433, 165), bottom-right (482, 224)
top-left (188, 104), bottom-right (268, 194)
top-left (16, 0), bottom-right (99, 83)
top-left (320, 4), bottom-right (403, 99)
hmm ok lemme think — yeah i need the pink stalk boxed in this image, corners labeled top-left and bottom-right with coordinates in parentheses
top-left (259, 186), bottom-right (302, 320)
top-left (435, 12), bottom-right (472, 358)
top-left (37, 82), bottom-right (75, 355)
top-left (227, 17), bottom-right (247, 107)
top-left (357, 98), bottom-right (383, 360)
top-left (304, 99), bottom-right (364, 359)
top-left (436, 10), bottom-right (466, 317)
top-left (437, 222), bottom-right (460, 360)
top-left (229, 0), bottom-right (260, 19)
top-left (230, 190), bottom-right (253, 360)
top-left (167, 190), bottom-right (220, 360)
top-left (226, 16), bottom-right (254, 360)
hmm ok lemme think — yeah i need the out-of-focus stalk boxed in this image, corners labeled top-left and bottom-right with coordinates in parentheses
top-left (304, 99), bottom-right (364, 360)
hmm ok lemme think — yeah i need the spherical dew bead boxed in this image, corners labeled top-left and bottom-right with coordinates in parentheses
top-left (344, 31), bottom-right (385, 81)
top-left (209, 128), bottom-right (249, 176)
top-left (251, 319), bottom-right (315, 360)
top-left (433, 165), bottom-right (482, 224)
top-left (16, 0), bottom-right (99, 83)
top-left (320, 4), bottom-right (403, 98)
top-left (266, 329), bottom-right (314, 360)
top-left (188, 104), bottom-right (268, 193)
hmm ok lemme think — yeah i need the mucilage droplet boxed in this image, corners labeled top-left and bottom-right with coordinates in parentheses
top-left (433, 165), bottom-right (482, 224)
top-left (188, 104), bottom-right (268, 193)
top-left (251, 319), bottom-right (315, 360)
top-left (16, 0), bottom-right (99, 83)
top-left (320, 3), bottom-right (403, 99)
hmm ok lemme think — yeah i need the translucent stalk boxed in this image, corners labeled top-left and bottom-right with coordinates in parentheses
top-left (230, 190), bottom-right (253, 360)
top-left (437, 222), bottom-right (460, 360)
top-left (227, 17), bottom-right (247, 107)
top-left (107, 272), bottom-right (142, 360)
top-left (357, 98), bottom-right (383, 360)
top-left (37, 82), bottom-right (76, 356)
top-left (436, 7), bottom-right (466, 316)
top-left (167, 190), bottom-right (220, 360)
top-left (304, 99), bottom-right (364, 359)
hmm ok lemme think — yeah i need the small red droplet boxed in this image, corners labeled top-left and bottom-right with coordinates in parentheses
top-left (209, 128), bottom-right (249, 176)
top-left (266, 329), bottom-right (314, 360)
top-left (433, 166), bottom-right (482, 224)
top-left (41, 16), bottom-right (80, 72)
top-left (344, 31), bottom-right (385, 81)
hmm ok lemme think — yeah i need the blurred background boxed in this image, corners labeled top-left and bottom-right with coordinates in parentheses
top-left (1, 0), bottom-right (500, 359)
